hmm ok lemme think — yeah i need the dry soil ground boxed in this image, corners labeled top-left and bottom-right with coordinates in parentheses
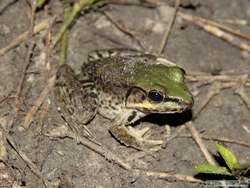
top-left (0, 0), bottom-right (249, 188)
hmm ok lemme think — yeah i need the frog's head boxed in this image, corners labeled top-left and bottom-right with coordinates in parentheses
top-left (126, 61), bottom-right (193, 113)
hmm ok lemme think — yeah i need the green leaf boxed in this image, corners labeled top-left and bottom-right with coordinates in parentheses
top-left (215, 143), bottom-right (240, 171)
top-left (195, 164), bottom-right (231, 175)
top-left (36, 0), bottom-right (47, 8)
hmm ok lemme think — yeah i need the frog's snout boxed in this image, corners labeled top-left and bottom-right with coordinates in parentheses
top-left (181, 99), bottom-right (194, 111)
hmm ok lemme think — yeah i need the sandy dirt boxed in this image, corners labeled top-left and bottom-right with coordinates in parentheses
top-left (0, 0), bottom-right (249, 187)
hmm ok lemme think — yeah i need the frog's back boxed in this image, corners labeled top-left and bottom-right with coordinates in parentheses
top-left (80, 49), bottom-right (192, 120)
top-left (81, 49), bottom-right (158, 119)
top-left (83, 55), bottom-right (139, 111)
top-left (83, 50), bottom-right (158, 86)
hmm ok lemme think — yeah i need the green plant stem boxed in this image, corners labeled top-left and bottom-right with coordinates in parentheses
top-left (52, 0), bottom-right (100, 48)
top-left (36, 0), bottom-right (47, 8)
top-left (59, 4), bottom-right (71, 65)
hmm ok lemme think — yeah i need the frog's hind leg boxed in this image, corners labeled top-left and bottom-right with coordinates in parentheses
top-left (109, 109), bottom-right (163, 150)
top-left (54, 64), bottom-right (97, 140)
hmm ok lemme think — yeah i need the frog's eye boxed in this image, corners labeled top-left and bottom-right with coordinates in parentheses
top-left (148, 90), bottom-right (164, 103)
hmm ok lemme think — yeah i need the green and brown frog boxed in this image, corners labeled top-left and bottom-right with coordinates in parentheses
top-left (54, 49), bottom-right (193, 149)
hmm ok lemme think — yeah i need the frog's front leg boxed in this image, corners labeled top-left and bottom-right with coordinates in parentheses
top-left (109, 109), bottom-right (163, 149)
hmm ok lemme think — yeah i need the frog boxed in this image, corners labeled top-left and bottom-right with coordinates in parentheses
top-left (54, 49), bottom-right (193, 149)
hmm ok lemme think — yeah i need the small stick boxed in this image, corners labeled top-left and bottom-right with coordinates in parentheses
top-left (185, 121), bottom-right (217, 166)
top-left (4, 129), bottom-right (49, 187)
top-left (14, 1), bottom-right (37, 126)
top-left (180, 134), bottom-right (250, 148)
top-left (144, 170), bottom-right (203, 183)
top-left (193, 82), bottom-right (222, 118)
top-left (0, 19), bottom-right (49, 56)
top-left (192, 81), bottom-right (242, 119)
top-left (0, 0), bottom-right (19, 16)
top-left (107, 0), bottom-right (158, 8)
top-left (51, 127), bottom-right (132, 170)
top-left (158, 0), bottom-right (180, 55)
top-left (19, 9), bottom-right (55, 130)
top-left (101, 10), bottom-right (145, 50)
top-left (218, 19), bottom-right (249, 26)
top-left (186, 74), bottom-right (250, 86)
top-left (92, 30), bottom-right (134, 48)
top-left (0, 93), bottom-right (12, 104)
top-left (44, 17), bottom-right (56, 71)
top-left (178, 12), bottom-right (250, 53)
top-left (235, 85), bottom-right (250, 111)
top-left (22, 76), bottom-right (56, 129)
top-left (179, 13), bottom-right (250, 41)
top-left (50, 126), bottom-right (205, 184)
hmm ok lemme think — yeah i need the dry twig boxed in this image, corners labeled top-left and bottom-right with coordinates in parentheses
top-left (178, 12), bottom-right (250, 53)
top-left (47, 125), bottom-right (132, 170)
top-left (180, 134), bottom-right (250, 148)
top-left (14, 2), bottom-right (37, 127)
top-left (22, 76), bottom-right (56, 129)
top-left (185, 121), bottom-right (216, 166)
top-left (235, 85), bottom-right (250, 111)
top-left (186, 73), bottom-right (250, 87)
top-left (158, 0), bottom-right (180, 54)
top-left (187, 73), bottom-right (250, 118)
top-left (48, 125), bottom-right (204, 184)
top-left (101, 10), bottom-right (145, 50)
top-left (144, 170), bottom-right (203, 183)
top-left (4, 129), bottom-right (49, 187)
top-left (193, 82), bottom-right (223, 118)
top-left (180, 14), bottom-right (250, 41)
top-left (0, 19), bottom-right (49, 56)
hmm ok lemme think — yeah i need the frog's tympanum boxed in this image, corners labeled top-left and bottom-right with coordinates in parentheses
top-left (55, 49), bottom-right (193, 149)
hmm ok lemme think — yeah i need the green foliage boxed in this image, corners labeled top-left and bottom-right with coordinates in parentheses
top-left (215, 143), bottom-right (240, 171)
top-left (36, 0), bottom-right (47, 8)
top-left (56, 0), bottom-right (104, 64)
top-left (195, 143), bottom-right (250, 179)
top-left (195, 164), bottom-right (231, 175)
top-left (53, 0), bottom-right (103, 47)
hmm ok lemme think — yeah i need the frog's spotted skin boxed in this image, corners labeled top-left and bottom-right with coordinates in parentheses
top-left (55, 49), bottom-right (193, 149)
top-left (54, 65), bottom-right (97, 136)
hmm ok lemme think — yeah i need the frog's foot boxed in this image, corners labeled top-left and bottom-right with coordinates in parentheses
top-left (109, 124), bottom-right (163, 150)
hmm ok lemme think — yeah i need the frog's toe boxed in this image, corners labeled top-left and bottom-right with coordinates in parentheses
top-left (128, 126), bottom-right (163, 146)
top-left (109, 125), bottom-right (163, 149)
top-left (127, 126), bottom-right (150, 138)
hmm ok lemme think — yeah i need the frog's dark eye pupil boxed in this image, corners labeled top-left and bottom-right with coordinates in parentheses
top-left (148, 90), bottom-right (163, 103)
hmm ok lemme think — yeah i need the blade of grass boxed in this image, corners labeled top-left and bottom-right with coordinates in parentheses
top-left (36, 0), bottom-right (47, 8)
top-left (215, 143), bottom-right (240, 171)
top-left (59, 3), bottom-right (71, 65)
top-left (52, 0), bottom-right (101, 48)
top-left (195, 164), bottom-right (231, 175)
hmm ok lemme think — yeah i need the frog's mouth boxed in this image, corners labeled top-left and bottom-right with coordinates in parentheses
top-left (126, 99), bottom-right (193, 114)
top-left (147, 102), bottom-right (193, 114)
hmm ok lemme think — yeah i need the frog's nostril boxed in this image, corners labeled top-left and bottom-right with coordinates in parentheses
top-left (183, 101), bottom-right (193, 110)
